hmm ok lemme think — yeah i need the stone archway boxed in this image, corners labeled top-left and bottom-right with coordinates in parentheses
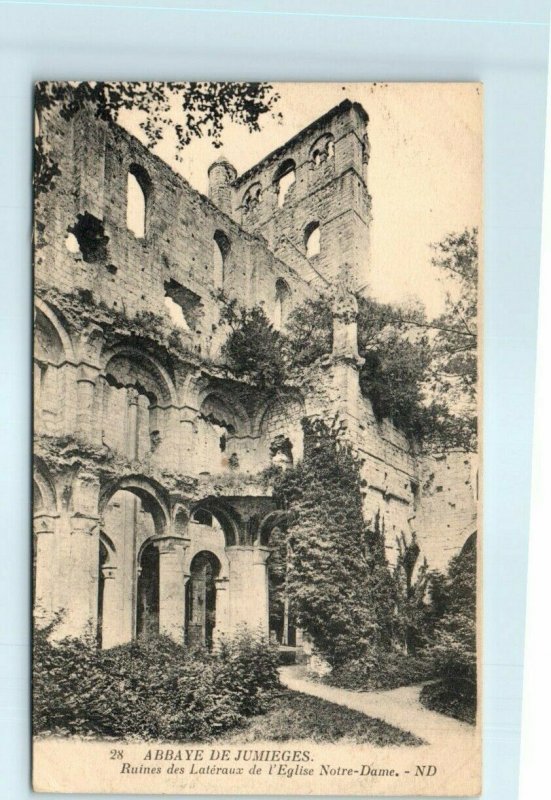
top-left (186, 551), bottom-right (221, 648)
top-left (33, 462), bottom-right (59, 616)
top-left (99, 477), bottom-right (170, 647)
top-left (136, 541), bottom-right (160, 640)
top-left (100, 345), bottom-right (177, 462)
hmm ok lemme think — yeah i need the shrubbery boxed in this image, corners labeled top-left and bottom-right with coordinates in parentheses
top-left (420, 542), bottom-right (477, 724)
top-left (33, 625), bottom-right (280, 740)
top-left (327, 651), bottom-right (435, 692)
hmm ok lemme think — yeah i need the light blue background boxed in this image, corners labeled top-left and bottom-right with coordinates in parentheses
top-left (0, 1), bottom-right (549, 797)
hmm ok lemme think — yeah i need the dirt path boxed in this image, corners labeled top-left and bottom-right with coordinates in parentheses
top-left (279, 666), bottom-right (475, 747)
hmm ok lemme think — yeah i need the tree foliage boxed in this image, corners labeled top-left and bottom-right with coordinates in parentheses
top-left (271, 418), bottom-right (396, 667)
top-left (283, 227), bottom-right (479, 451)
top-left (392, 532), bottom-right (431, 655)
top-left (285, 294), bottom-right (439, 442)
top-left (218, 297), bottom-right (288, 389)
top-left (430, 227), bottom-right (478, 401)
top-left (34, 81), bottom-right (280, 194)
top-left (421, 538), bottom-right (477, 723)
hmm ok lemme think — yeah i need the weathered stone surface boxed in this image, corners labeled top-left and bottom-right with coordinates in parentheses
top-left (33, 98), bottom-right (476, 647)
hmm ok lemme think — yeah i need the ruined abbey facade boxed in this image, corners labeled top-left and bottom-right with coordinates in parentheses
top-left (33, 98), bottom-right (476, 650)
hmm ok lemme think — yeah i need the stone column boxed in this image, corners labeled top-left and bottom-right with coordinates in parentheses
top-left (158, 538), bottom-right (190, 644)
top-left (126, 387), bottom-right (139, 460)
top-left (99, 564), bottom-right (120, 649)
top-left (33, 513), bottom-right (58, 617)
top-left (76, 365), bottom-right (99, 442)
top-left (226, 546), bottom-right (270, 638)
top-left (61, 512), bottom-right (100, 640)
top-left (213, 576), bottom-right (230, 645)
top-left (179, 406), bottom-right (198, 471)
top-left (252, 547), bottom-right (271, 638)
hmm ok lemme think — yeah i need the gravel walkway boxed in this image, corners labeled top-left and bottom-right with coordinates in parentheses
top-left (279, 665), bottom-right (475, 747)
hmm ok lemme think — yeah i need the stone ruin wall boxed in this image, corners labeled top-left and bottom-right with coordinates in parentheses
top-left (36, 106), bottom-right (313, 359)
top-left (33, 98), bottom-right (476, 645)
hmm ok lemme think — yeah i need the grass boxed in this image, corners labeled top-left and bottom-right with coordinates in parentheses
top-left (219, 689), bottom-right (424, 746)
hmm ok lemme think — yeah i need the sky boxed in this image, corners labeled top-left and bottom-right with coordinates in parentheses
top-left (119, 82), bottom-right (482, 319)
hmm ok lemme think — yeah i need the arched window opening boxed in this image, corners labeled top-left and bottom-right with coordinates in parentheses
top-left (136, 542), bottom-right (160, 640)
top-left (186, 551), bottom-right (221, 648)
top-left (199, 393), bottom-right (243, 472)
top-left (99, 483), bottom-right (167, 646)
top-left (274, 277), bottom-right (291, 331)
top-left (242, 182), bottom-right (262, 212)
top-left (273, 159), bottom-right (296, 208)
top-left (213, 230), bottom-right (231, 287)
top-left (102, 353), bottom-right (171, 461)
top-left (34, 307), bottom-right (65, 433)
top-left (310, 133), bottom-right (335, 167)
top-left (126, 164), bottom-right (150, 239)
top-left (304, 221), bottom-right (321, 258)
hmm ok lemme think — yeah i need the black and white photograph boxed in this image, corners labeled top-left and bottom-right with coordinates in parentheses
top-left (32, 81), bottom-right (481, 795)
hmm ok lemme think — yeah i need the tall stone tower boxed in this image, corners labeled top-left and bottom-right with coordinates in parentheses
top-left (228, 100), bottom-right (371, 290)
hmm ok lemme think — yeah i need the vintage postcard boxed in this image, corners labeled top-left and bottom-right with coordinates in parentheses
top-left (32, 81), bottom-right (482, 795)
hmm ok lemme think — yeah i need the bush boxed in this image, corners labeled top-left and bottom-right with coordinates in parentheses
top-left (419, 680), bottom-right (476, 725)
top-left (419, 543), bottom-right (477, 724)
top-left (326, 650), bottom-right (435, 692)
top-left (33, 627), bottom-right (280, 741)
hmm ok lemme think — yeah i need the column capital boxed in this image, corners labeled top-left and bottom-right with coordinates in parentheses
top-left (76, 363), bottom-right (100, 384)
top-left (33, 512), bottom-right (59, 535)
top-left (127, 386), bottom-right (140, 405)
top-left (70, 513), bottom-right (100, 536)
top-left (180, 405), bottom-right (199, 424)
top-left (101, 565), bottom-right (117, 580)
top-left (156, 535), bottom-right (191, 555)
top-left (253, 546), bottom-right (272, 566)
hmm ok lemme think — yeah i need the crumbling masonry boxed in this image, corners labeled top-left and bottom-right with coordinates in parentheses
top-left (33, 99), bottom-right (476, 650)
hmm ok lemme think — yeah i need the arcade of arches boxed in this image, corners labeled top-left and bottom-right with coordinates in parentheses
top-left (33, 470), bottom-right (275, 648)
top-left (33, 302), bottom-right (307, 648)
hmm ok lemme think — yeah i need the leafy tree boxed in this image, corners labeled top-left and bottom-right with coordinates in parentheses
top-left (430, 227), bottom-right (478, 401)
top-left (267, 521), bottom-right (296, 645)
top-left (283, 228), bottom-right (479, 451)
top-left (34, 81), bottom-right (280, 194)
top-left (392, 532), bottom-right (431, 655)
top-left (364, 511), bottom-right (397, 650)
top-left (271, 417), bottom-right (393, 667)
top-left (285, 294), bottom-right (436, 441)
top-left (423, 228), bottom-right (478, 452)
top-left (421, 537), bottom-right (477, 722)
top-left (218, 297), bottom-right (288, 390)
